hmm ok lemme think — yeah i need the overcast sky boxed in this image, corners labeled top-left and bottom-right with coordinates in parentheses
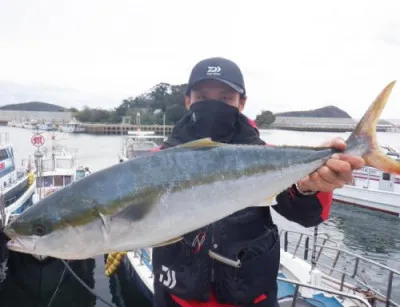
top-left (1, 0), bottom-right (400, 119)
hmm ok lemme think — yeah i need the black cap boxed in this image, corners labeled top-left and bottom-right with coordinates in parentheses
top-left (185, 57), bottom-right (246, 96)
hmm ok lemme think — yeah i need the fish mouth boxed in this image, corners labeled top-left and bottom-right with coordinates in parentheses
top-left (6, 236), bottom-right (38, 255)
top-left (7, 236), bottom-right (95, 260)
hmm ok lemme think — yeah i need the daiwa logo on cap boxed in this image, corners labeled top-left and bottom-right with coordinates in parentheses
top-left (206, 66), bottom-right (221, 76)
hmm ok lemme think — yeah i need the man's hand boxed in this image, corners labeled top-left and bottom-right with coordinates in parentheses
top-left (296, 137), bottom-right (365, 193)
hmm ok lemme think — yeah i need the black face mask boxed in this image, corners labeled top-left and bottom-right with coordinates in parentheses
top-left (187, 100), bottom-right (239, 142)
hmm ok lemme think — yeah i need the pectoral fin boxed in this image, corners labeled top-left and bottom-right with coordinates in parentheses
top-left (152, 237), bottom-right (183, 248)
top-left (111, 189), bottom-right (159, 222)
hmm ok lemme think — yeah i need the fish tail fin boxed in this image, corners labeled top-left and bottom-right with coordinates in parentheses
top-left (346, 80), bottom-right (400, 175)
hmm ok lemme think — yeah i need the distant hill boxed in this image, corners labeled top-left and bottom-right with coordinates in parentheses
top-left (0, 80), bottom-right (121, 110)
top-left (275, 105), bottom-right (351, 118)
top-left (0, 101), bottom-right (67, 112)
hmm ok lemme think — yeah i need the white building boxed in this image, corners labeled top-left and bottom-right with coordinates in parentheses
top-left (0, 110), bottom-right (72, 124)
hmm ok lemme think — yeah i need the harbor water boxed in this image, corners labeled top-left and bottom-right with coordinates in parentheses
top-left (0, 126), bottom-right (399, 306)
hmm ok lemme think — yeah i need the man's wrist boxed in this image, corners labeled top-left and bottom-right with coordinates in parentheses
top-left (294, 181), bottom-right (316, 196)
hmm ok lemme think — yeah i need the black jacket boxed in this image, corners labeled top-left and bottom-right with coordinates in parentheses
top-left (152, 112), bottom-right (332, 306)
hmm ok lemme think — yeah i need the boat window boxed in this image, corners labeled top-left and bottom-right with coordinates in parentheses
top-left (382, 173), bottom-right (391, 181)
top-left (8, 148), bottom-right (14, 159)
top-left (64, 176), bottom-right (72, 185)
top-left (0, 149), bottom-right (8, 160)
top-left (56, 159), bottom-right (73, 169)
top-left (75, 170), bottom-right (85, 180)
top-left (54, 175), bottom-right (64, 186)
top-left (42, 160), bottom-right (55, 172)
top-left (37, 176), bottom-right (53, 187)
top-left (44, 176), bottom-right (53, 187)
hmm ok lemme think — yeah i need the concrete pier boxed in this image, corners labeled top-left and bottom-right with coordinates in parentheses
top-left (3, 116), bottom-right (398, 134)
top-left (81, 123), bottom-right (174, 136)
top-left (269, 117), bottom-right (394, 132)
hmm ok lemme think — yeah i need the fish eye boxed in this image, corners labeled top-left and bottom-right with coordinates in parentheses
top-left (33, 223), bottom-right (49, 236)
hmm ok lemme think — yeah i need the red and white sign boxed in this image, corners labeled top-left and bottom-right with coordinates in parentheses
top-left (31, 134), bottom-right (45, 147)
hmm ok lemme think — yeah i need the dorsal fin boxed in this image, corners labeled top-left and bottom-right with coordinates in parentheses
top-left (176, 138), bottom-right (224, 149)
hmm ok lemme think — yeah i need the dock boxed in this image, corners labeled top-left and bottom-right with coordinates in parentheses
top-left (76, 117), bottom-right (398, 135)
top-left (268, 117), bottom-right (394, 132)
top-left (81, 123), bottom-right (174, 136)
top-left (4, 117), bottom-right (398, 134)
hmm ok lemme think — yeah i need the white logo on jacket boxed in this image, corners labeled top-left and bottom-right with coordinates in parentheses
top-left (159, 265), bottom-right (177, 289)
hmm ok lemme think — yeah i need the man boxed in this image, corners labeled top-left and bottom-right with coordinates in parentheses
top-left (152, 57), bottom-right (364, 307)
top-left (84, 167), bottom-right (91, 177)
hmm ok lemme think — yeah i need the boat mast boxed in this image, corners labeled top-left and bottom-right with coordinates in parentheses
top-left (0, 191), bottom-right (5, 228)
top-left (136, 112), bottom-right (141, 131)
top-left (32, 127), bottom-right (45, 201)
top-left (163, 113), bottom-right (166, 137)
top-left (51, 132), bottom-right (56, 170)
top-left (121, 116), bottom-right (131, 158)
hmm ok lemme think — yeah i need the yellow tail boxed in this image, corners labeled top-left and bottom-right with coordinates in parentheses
top-left (347, 81), bottom-right (400, 175)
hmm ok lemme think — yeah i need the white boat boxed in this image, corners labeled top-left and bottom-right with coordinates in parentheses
top-left (333, 145), bottom-right (400, 217)
top-left (13, 121), bottom-right (24, 128)
top-left (21, 132), bottom-right (90, 261)
top-left (59, 118), bottom-right (86, 133)
top-left (37, 122), bottom-right (56, 131)
top-left (118, 130), bottom-right (165, 162)
top-left (0, 133), bottom-right (36, 227)
top-left (22, 119), bottom-right (38, 130)
top-left (26, 137), bottom-right (85, 204)
top-left (6, 121), bottom-right (16, 127)
top-left (0, 133), bottom-right (36, 284)
top-left (116, 228), bottom-right (398, 307)
top-left (386, 127), bottom-right (400, 133)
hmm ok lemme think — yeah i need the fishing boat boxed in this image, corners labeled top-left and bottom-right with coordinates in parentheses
top-left (6, 121), bottom-right (16, 128)
top-left (0, 133), bottom-right (36, 288)
top-left (118, 130), bottom-right (165, 162)
top-left (22, 119), bottom-right (38, 130)
top-left (333, 145), bottom-right (400, 217)
top-left (0, 133), bottom-right (36, 228)
top-left (25, 133), bottom-right (86, 204)
top-left (37, 122), bottom-right (56, 131)
top-left (59, 118), bottom-right (86, 133)
top-left (115, 228), bottom-right (399, 307)
top-left (13, 122), bottom-right (23, 128)
top-left (21, 132), bottom-right (89, 261)
top-left (117, 113), bottom-right (166, 162)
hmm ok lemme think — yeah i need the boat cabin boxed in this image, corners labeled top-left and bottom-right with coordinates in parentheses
top-left (0, 145), bottom-right (17, 189)
top-left (120, 131), bottom-right (165, 160)
top-left (351, 149), bottom-right (400, 193)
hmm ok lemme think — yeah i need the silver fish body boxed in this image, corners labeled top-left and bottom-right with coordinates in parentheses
top-left (6, 143), bottom-right (337, 259)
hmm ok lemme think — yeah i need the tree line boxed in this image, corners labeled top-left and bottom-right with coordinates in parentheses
top-left (71, 82), bottom-right (276, 127)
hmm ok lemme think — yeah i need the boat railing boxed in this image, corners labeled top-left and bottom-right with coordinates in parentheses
top-left (0, 190), bottom-right (5, 227)
top-left (280, 229), bottom-right (399, 307)
top-left (0, 170), bottom-right (27, 194)
top-left (129, 247), bottom-right (374, 307)
top-left (277, 276), bottom-right (372, 307)
top-left (21, 152), bottom-right (77, 173)
top-left (132, 248), bottom-right (154, 279)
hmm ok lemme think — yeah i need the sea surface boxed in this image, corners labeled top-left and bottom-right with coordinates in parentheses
top-left (0, 126), bottom-right (399, 306)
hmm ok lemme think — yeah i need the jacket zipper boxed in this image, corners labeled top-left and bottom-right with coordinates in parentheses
top-left (211, 225), bottom-right (215, 282)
